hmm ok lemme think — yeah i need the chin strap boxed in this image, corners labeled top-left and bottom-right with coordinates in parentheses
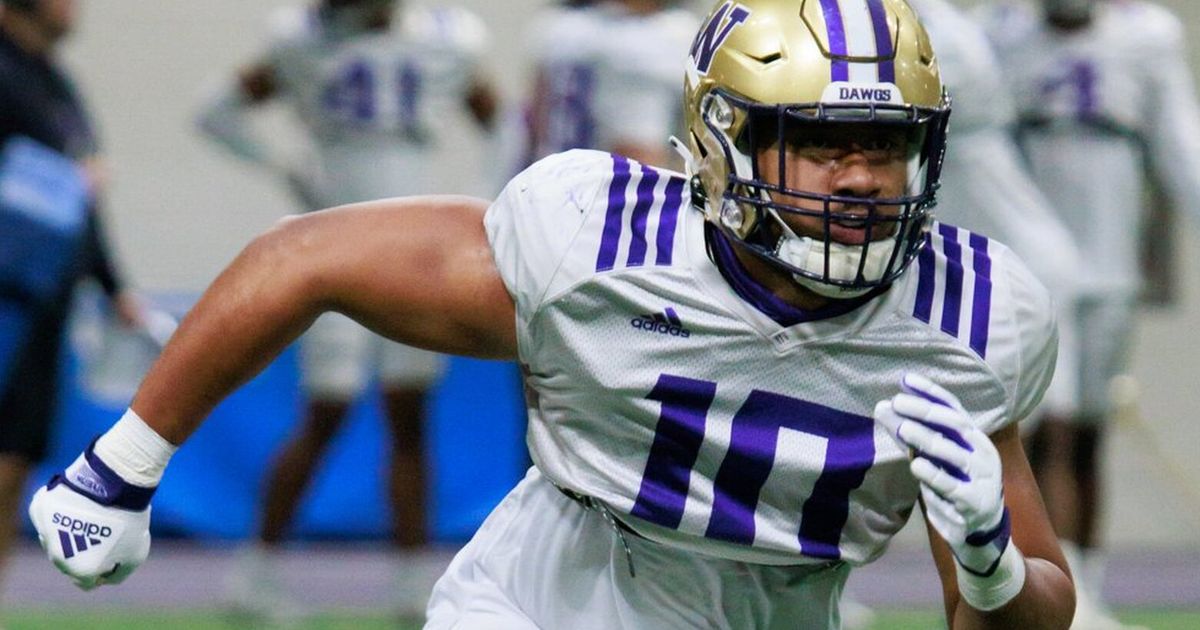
top-left (668, 135), bottom-right (697, 179)
top-left (767, 209), bottom-right (895, 299)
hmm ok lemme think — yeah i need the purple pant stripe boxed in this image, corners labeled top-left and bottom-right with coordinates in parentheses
top-left (626, 165), bottom-right (659, 267)
top-left (968, 233), bottom-right (993, 358)
top-left (819, 0), bottom-right (850, 82)
top-left (913, 234), bottom-right (935, 323)
top-left (656, 177), bottom-right (685, 265)
top-left (596, 155), bottom-right (631, 272)
top-left (938, 224), bottom-right (964, 337)
top-left (866, 0), bottom-right (895, 82)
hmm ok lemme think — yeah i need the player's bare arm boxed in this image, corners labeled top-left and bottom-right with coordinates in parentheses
top-left (27, 195), bottom-right (513, 589)
top-left (925, 423), bottom-right (1075, 628)
top-left (133, 195), bottom-right (516, 445)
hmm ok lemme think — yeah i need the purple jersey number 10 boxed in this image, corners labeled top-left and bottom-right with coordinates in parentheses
top-left (630, 374), bottom-right (876, 560)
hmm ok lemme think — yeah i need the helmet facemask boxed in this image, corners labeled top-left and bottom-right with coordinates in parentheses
top-left (702, 88), bottom-right (949, 298)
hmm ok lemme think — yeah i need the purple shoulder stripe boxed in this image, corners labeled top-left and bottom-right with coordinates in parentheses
top-left (938, 223), bottom-right (965, 338)
top-left (968, 232), bottom-right (993, 358)
top-left (913, 226), bottom-right (994, 359)
top-left (656, 177), bottom-right (685, 265)
top-left (913, 232), bottom-right (936, 323)
top-left (596, 155), bottom-right (632, 272)
top-left (626, 164), bottom-right (661, 267)
top-left (597, 158), bottom-right (686, 273)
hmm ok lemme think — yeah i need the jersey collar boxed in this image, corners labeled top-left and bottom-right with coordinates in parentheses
top-left (685, 204), bottom-right (901, 351)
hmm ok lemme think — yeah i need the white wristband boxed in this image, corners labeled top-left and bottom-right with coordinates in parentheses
top-left (92, 409), bottom-right (178, 487)
top-left (956, 540), bottom-right (1027, 612)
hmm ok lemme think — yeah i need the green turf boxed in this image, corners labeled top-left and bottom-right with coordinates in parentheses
top-left (0, 610), bottom-right (420, 630)
top-left (853, 608), bottom-right (1200, 629)
top-left (3, 607), bottom-right (1198, 629)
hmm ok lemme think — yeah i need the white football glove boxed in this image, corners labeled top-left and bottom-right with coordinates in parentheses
top-left (27, 444), bottom-right (154, 590)
top-left (874, 373), bottom-right (1012, 577)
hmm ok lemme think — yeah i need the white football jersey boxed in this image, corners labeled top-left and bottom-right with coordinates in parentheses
top-left (980, 0), bottom-right (1200, 296)
top-left (909, 0), bottom-right (1083, 301)
top-left (263, 4), bottom-right (487, 205)
top-left (524, 3), bottom-right (698, 160)
top-left (485, 150), bottom-right (1057, 567)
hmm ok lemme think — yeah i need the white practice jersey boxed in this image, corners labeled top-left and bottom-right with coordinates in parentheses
top-left (263, 4), bottom-right (487, 205)
top-left (910, 0), bottom-right (1083, 301)
top-left (486, 150), bottom-right (1057, 567)
top-left (980, 0), bottom-right (1200, 297)
top-left (524, 3), bottom-right (698, 160)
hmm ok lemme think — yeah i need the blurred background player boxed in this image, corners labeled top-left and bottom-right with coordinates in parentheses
top-left (0, 0), bottom-right (142, 624)
top-left (514, 0), bottom-right (698, 170)
top-left (495, 0), bottom-right (699, 473)
top-left (910, 0), bottom-right (1082, 309)
top-left (194, 0), bottom-right (497, 619)
top-left (980, 0), bottom-right (1200, 627)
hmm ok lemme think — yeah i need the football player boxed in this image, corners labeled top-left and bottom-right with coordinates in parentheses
top-left (909, 0), bottom-right (1082, 310)
top-left (492, 0), bottom-right (700, 472)
top-left (193, 0), bottom-right (497, 618)
top-left (32, 1), bottom-right (1075, 628)
top-left (980, 1), bottom-right (1200, 627)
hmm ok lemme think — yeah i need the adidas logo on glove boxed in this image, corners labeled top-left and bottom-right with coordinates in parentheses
top-left (27, 414), bottom-right (169, 591)
top-left (52, 512), bottom-right (111, 558)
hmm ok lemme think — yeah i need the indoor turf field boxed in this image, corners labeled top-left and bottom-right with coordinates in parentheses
top-left (4, 608), bottom-right (1200, 630)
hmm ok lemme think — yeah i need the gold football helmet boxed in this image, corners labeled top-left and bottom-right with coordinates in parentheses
top-left (684, 0), bottom-right (951, 297)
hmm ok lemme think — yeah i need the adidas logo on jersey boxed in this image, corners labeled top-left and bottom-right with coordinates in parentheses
top-left (631, 307), bottom-right (691, 338)
top-left (52, 512), bottom-right (111, 559)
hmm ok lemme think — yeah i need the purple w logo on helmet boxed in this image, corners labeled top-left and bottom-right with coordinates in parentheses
top-left (689, 2), bottom-right (751, 75)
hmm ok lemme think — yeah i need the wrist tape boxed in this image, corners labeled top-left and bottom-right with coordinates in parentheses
top-left (92, 409), bottom-right (177, 487)
top-left (58, 442), bottom-right (157, 511)
top-left (956, 536), bottom-right (1027, 612)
